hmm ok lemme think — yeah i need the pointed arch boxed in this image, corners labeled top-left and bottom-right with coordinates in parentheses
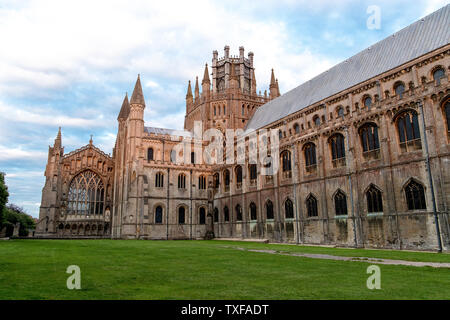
top-left (334, 189), bottom-right (348, 216)
top-left (306, 194), bottom-right (318, 217)
top-left (366, 184), bottom-right (383, 213)
top-left (284, 198), bottom-right (294, 219)
top-left (403, 178), bottom-right (426, 210)
top-left (265, 200), bottom-right (274, 220)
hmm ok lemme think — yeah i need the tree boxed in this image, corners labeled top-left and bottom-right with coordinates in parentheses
top-left (0, 172), bottom-right (9, 229)
top-left (4, 204), bottom-right (35, 237)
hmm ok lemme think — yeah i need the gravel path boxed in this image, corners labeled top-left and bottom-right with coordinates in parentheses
top-left (228, 247), bottom-right (450, 268)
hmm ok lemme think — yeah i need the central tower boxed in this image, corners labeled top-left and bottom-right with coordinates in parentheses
top-left (184, 45), bottom-right (280, 133)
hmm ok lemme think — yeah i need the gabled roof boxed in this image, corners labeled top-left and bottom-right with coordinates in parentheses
top-left (246, 4), bottom-right (450, 131)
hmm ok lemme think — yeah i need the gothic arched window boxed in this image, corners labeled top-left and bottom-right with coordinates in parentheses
top-left (334, 190), bottom-right (347, 216)
top-left (266, 200), bottom-right (274, 220)
top-left (396, 110), bottom-right (421, 152)
top-left (178, 206), bottom-right (186, 224)
top-left (68, 170), bottom-right (104, 215)
top-left (366, 185), bottom-right (383, 213)
top-left (214, 208), bottom-right (219, 222)
top-left (433, 67), bottom-right (445, 85)
top-left (294, 123), bottom-right (300, 134)
top-left (178, 173), bottom-right (186, 189)
top-left (359, 123), bottom-right (380, 153)
top-left (313, 115), bottom-right (320, 126)
top-left (304, 143), bottom-right (317, 168)
top-left (224, 206), bottom-right (229, 222)
top-left (147, 148), bottom-right (154, 161)
top-left (405, 180), bottom-right (426, 210)
top-left (306, 194), bottom-right (318, 217)
top-left (235, 204), bottom-right (242, 221)
top-left (337, 106), bottom-right (344, 118)
top-left (281, 150), bottom-right (292, 172)
top-left (329, 133), bottom-right (345, 161)
top-left (249, 202), bottom-right (257, 220)
top-left (199, 207), bottom-right (206, 224)
top-left (155, 206), bottom-right (163, 224)
top-left (285, 198), bottom-right (294, 219)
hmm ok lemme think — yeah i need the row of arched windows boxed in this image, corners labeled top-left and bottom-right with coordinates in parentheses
top-left (154, 172), bottom-right (206, 190)
top-left (210, 179), bottom-right (427, 222)
top-left (287, 67), bottom-right (446, 134)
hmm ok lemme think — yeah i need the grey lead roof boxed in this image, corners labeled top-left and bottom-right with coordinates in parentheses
top-left (145, 126), bottom-right (193, 137)
top-left (246, 4), bottom-right (450, 131)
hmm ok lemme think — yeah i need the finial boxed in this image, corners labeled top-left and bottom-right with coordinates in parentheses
top-left (89, 134), bottom-right (93, 145)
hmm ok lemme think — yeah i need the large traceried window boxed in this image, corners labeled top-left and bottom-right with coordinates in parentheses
top-left (405, 180), bottom-right (426, 210)
top-left (68, 170), bottom-right (104, 215)
top-left (396, 110), bottom-right (421, 152)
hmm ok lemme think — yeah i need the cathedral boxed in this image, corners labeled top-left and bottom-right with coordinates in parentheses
top-left (37, 5), bottom-right (450, 251)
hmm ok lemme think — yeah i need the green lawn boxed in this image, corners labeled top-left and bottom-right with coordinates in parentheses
top-left (0, 239), bottom-right (448, 300)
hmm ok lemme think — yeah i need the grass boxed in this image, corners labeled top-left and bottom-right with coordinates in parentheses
top-left (0, 239), bottom-right (448, 300)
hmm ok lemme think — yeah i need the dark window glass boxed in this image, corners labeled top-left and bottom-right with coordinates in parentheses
top-left (334, 190), bottom-right (347, 216)
top-left (337, 106), bottom-right (344, 118)
top-left (266, 200), bottom-right (274, 219)
top-left (178, 174), bottom-right (186, 189)
top-left (250, 203), bottom-right (257, 220)
top-left (364, 96), bottom-right (372, 109)
top-left (304, 143), bottom-right (317, 167)
top-left (214, 173), bottom-right (220, 188)
top-left (395, 83), bottom-right (405, 98)
top-left (285, 199), bottom-right (294, 219)
top-left (405, 180), bottom-right (426, 210)
top-left (224, 170), bottom-right (230, 186)
top-left (224, 206), bottom-right (229, 222)
top-left (155, 206), bottom-right (163, 224)
top-left (214, 208), bottom-right (219, 222)
top-left (278, 130), bottom-right (283, 140)
top-left (235, 166), bottom-right (242, 184)
top-left (198, 175), bottom-right (206, 190)
top-left (199, 207), bottom-right (206, 224)
top-left (306, 195), bottom-right (318, 217)
top-left (178, 207), bottom-right (185, 224)
top-left (191, 152), bottom-right (195, 164)
top-left (294, 123), bottom-right (300, 134)
top-left (155, 172), bottom-right (164, 188)
top-left (147, 148), bottom-right (154, 161)
top-left (281, 151), bottom-right (292, 172)
top-left (235, 205), bottom-right (242, 221)
top-left (249, 164), bottom-right (257, 180)
top-left (433, 68), bottom-right (445, 85)
top-left (396, 111), bottom-right (421, 143)
top-left (359, 124), bottom-right (380, 152)
top-left (366, 185), bottom-right (383, 213)
top-left (329, 134), bottom-right (345, 160)
top-left (314, 116), bottom-right (320, 126)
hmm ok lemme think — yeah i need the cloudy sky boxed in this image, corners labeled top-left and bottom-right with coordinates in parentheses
top-left (1, 0), bottom-right (448, 218)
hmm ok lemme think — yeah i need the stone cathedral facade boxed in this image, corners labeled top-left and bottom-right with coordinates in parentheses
top-left (37, 5), bottom-right (450, 251)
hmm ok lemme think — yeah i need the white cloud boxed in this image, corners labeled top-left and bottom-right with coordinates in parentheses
top-left (0, 101), bottom-right (113, 128)
top-left (0, 145), bottom-right (47, 161)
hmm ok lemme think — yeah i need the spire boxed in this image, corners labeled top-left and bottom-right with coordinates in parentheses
top-left (117, 93), bottom-right (130, 120)
top-left (186, 80), bottom-right (193, 99)
top-left (269, 69), bottom-right (279, 99)
top-left (89, 134), bottom-right (93, 145)
top-left (130, 74), bottom-right (145, 106)
top-left (202, 63), bottom-right (210, 85)
top-left (276, 79), bottom-right (280, 96)
top-left (194, 76), bottom-right (200, 101)
top-left (54, 127), bottom-right (62, 149)
top-left (270, 69), bottom-right (276, 87)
